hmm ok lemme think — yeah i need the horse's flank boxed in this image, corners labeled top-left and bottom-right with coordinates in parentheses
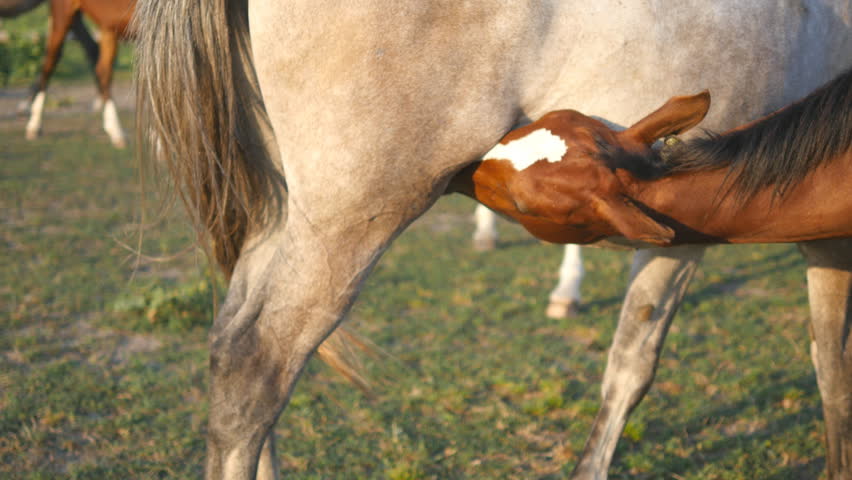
top-left (133, 0), bottom-right (374, 396)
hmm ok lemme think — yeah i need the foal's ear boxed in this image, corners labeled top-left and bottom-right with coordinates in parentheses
top-left (621, 91), bottom-right (711, 145)
top-left (596, 195), bottom-right (675, 246)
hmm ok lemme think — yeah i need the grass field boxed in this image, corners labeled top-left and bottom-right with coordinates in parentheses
top-left (0, 96), bottom-right (829, 478)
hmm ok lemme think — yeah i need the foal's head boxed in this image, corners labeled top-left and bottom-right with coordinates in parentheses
top-left (501, 91), bottom-right (711, 245)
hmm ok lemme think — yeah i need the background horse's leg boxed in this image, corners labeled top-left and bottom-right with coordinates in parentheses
top-left (571, 246), bottom-right (705, 480)
top-left (800, 238), bottom-right (852, 480)
top-left (68, 12), bottom-right (98, 76)
top-left (65, 12), bottom-right (102, 112)
top-left (18, 10), bottom-right (97, 114)
top-left (25, 1), bottom-right (74, 140)
top-left (546, 244), bottom-right (584, 318)
top-left (93, 29), bottom-right (126, 148)
top-left (472, 204), bottom-right (498, 251)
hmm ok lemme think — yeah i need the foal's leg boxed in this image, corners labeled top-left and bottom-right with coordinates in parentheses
top-left (473, 204), bottom-right (498, 251)
top-left (25, 4), bottom-right (75, 140)
top-left (93, 29), bottom-right (126, 148)
top-left (571, 246), bottom-right (706, 480)
top-left (68, 13), bottom-right (99, 76)
top-left (546, 244), bottom-right (584, 318)
top-left (799, 239), bottom-right (852, 480)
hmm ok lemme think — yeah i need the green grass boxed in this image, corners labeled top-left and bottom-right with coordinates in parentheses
top-left (0, 110), bottom-right (827, 479)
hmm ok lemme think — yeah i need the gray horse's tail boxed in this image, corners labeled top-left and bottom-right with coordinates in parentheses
top-left (134, 0), bottom-right (280, 277)
top-left (134, 0), bottom-right (370, 391)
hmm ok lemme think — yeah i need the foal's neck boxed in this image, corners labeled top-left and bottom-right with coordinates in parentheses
top-left (621, 150), bottom-right (852, 244)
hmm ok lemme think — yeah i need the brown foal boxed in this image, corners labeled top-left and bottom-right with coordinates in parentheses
top-left (451, 68), bottom-right (852, 247)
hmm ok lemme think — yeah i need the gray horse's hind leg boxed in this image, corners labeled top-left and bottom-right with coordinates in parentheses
top-left (571, 246), bottom-right (705, 479)
top-left (800, 239), bottom-right (852, 480)
top-left (204, 189), bottom-right (436, 479)
top-left (255, 432), bottom-right (279, 480)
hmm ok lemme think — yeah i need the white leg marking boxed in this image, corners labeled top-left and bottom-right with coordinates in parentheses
top-left (551, 244), bottom-right (584, 303)
top-left (92, 96), bottom-right (104, 112)
top-left (25, 91), bottom-right (46, 140)
top-left (102, 99), bottom-right (127, 148)
top-left (546, 244), bottom-right (585, 318)
top-left (473, 204), bottom-right (498, 251)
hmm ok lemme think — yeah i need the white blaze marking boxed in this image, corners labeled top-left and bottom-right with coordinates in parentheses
top-left (25, 91), bottom-right (46, 140)
top-left (102, 99), bottom-right (127, 148)
top-left (483, 128), bottom-right (568, 170)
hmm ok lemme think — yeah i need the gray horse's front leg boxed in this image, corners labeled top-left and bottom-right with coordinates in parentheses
top-left (800, 238), bottom-right (852, 480)
top-left (571, 246), bottom-right (705, 479)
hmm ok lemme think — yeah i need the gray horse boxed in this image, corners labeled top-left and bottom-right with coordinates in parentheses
top-left (134, 1), bottom-right (852, 478)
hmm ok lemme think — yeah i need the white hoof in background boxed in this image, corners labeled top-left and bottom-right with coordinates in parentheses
top-left (92, 97), bottom-right (104, 112)
top-left (25, 126), bottom-right (41, 140)
top-left (472, 234), bottom-right (497, 252)
top-left (109, 133), bottom-right (128, 149)
top-left (545, 299), bottom-right (580, 319)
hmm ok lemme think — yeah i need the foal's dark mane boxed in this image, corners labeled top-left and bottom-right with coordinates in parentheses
top-left (596, 137), bottom-right (671, 180)
top-left (663, 67), bottom-right (852, 200)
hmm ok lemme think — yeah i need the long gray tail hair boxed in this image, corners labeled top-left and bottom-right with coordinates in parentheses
top-left (134, 0), bottom-right (370, 391)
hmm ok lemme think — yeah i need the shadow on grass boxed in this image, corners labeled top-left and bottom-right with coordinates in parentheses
top-left (552, 246), bottom-right (805, 324)
top-left (616, 371), bottom-right (824, 479)
top-left (687, 247), bottom-right (805, 304)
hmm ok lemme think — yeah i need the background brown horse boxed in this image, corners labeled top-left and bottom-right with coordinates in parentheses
top-left (24, 0), bottom-right (133, 148)
top-left (0, 0), bottom-right (98, 101)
